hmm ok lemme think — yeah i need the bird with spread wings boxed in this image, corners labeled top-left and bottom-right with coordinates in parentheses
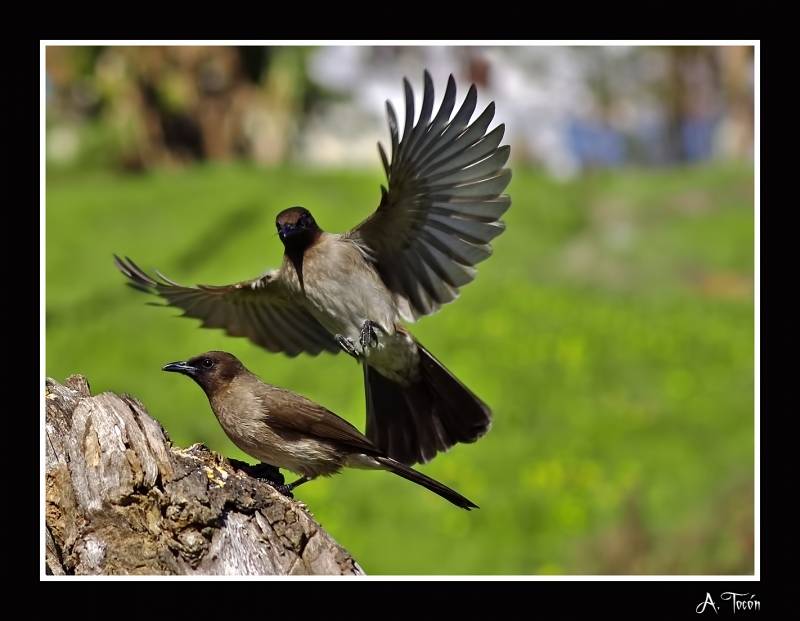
top-left (116, 70), bottom-right (512, 467)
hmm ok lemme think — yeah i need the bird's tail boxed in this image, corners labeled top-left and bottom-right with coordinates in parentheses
top-left (373, 455), bottom-right (478, 510)
top-left (363, 340), bottom-right (492, 467)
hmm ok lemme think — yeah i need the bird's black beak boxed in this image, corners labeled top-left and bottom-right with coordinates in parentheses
top-left (280, 224), bottom-right (298, 238)
top-left (162, 361), bottom-right (196, 376)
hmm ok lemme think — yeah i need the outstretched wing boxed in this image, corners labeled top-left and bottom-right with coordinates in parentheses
top-left (347, 70), bottom-right (512, 323)
top-left (114, 255), bottom-right (340, 357)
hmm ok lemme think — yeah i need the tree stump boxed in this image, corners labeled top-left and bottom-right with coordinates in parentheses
top-left (45, 375), bottom-right (363, 576)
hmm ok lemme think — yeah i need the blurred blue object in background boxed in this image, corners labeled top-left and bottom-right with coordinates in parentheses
top-left (682, 114), bottom-right (720, 162)
top-left (568, 119), bottom-right (626, 167)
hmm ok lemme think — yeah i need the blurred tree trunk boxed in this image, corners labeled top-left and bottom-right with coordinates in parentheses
top-left (45, 375), bottom-right (363, 576)
top-left (663, 46), bottom-right (694, 163)
top-left (718, 46), bottom-right (754, 160)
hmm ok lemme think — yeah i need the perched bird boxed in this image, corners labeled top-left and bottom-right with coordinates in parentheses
top-left (116, 70), bottom-right (511, 467)
top-left (163, 351), bottom-right (478, 510)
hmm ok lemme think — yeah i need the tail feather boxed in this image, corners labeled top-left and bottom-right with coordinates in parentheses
top-left (364, 340), bottom-right (492, 466)
top-left (374, 455), bottom-right (478, 510)
top-left (364, 364), bottom-right (427, 464)
top-left (419, 343), bottom-right (492, 443)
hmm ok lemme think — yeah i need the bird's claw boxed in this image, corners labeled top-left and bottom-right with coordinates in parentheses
top-left (275, 475), bottom-right (310, 498)
top-left (360, 320), bottom-right (384, 350)
top-left (273, 483), bottom-right (295, 499)
top-left (335, 334), bottom-right (359, 359)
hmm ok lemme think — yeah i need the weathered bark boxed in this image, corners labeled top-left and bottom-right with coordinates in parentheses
top-left (45, 375), bottom-right (363, 576)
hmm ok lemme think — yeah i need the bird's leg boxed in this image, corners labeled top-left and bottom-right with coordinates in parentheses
top-left (359, 320), bottom-right (386, 350)
top-left (275, 476), bottom-right (311, 496)
top-left (334, 334), bottom-right (360, 359)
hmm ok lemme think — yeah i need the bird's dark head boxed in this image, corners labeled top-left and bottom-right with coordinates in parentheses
top-left (162, 351), bottom-right (245, 395)
top-left (275, 207), bottom-right (321, 247)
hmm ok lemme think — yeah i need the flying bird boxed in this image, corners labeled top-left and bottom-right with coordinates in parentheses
top-left (163, 351), bottom-right (478, 510)
top-left (116, 70), bottom-right (511, 467)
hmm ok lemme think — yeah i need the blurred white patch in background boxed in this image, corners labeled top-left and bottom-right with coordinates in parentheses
top-left (47, 125), bottom-right (80, 164)
top-left (299, 45), bottom-right (754, 179)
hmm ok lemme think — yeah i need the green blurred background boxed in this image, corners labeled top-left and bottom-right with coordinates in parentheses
top-left (45, 45), bottom-right (755, 575)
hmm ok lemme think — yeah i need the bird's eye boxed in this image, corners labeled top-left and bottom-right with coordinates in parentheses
top-left (202, 358), bottom-right (214, 369)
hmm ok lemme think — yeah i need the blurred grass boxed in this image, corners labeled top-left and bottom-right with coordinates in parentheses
top-left (45, 160), bottom-right (755, 575)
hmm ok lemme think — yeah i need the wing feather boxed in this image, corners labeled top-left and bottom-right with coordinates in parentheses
top-left (114, 255), bottom-right (339, 357)
top-left (263, 387), bottom-right (381, 456)
top-left (347, 71), bottom-right (511, 322)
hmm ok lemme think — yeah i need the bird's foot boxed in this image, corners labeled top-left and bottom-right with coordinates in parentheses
top-left (246, 463), bottom-right (294, 497)
top-left (275, 476), bottom-right (311, 498)
top-left (274, 484), bottom-right (294, 497)
top-left (335, 334), bottom-right (360, 359)
top-left (359, 320), bottom-right (385, 350)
